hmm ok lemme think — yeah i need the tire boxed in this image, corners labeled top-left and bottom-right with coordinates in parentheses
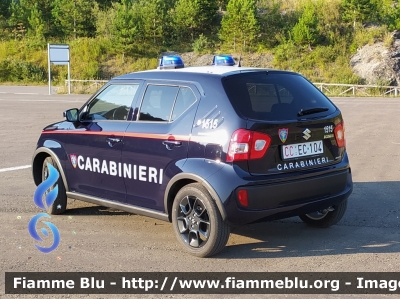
top-left (42, 156), bottom-right (67, 215)
top-left (172, 183), bottom-right (230, 258)
top-left (299, 199), bottom-right (347, 228)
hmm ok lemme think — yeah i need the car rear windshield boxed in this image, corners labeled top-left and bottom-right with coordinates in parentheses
top-left (222, 72), bottom-right (336, 121)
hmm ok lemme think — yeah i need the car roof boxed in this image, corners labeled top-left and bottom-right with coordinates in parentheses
top-left (113, 66), bottom-right (296, 81)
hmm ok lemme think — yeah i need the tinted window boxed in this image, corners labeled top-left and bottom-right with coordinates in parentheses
top-left (139, 85), bottom-right (179, 122)
top-left (223, 72), bottom-right (336, 120)
top-left (171, 87), bottom-right (197, 121)
top-left (82, 84), bottom-right (139, 121)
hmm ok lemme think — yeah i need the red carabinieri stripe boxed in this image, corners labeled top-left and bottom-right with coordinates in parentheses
top-left (42, 130), bottom-right (191, 141)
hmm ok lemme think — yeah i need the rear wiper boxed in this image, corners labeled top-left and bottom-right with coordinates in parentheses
top-left (298, 107), bottom-right (329, 116)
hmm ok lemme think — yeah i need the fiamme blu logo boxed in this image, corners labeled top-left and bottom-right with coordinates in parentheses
top-left (28, 163), bottom-right (60, 253)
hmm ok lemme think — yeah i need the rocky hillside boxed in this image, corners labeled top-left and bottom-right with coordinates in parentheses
top-left (182, 45), bottom-right (400, 87)
top-left (350, 31), bottom-right (400, 86)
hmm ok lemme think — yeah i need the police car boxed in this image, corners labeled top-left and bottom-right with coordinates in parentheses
top-left (32, 55), bottom-right (353, 257)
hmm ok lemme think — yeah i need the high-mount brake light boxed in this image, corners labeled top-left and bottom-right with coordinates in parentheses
top-left (212, 55), bottom-right (235, 66)
top-left (226, 129), bottom-right (271, 162)
top-left (334, 121), bottom-right (346, 148)
top-left (158, 55), bottom-right (184, 70)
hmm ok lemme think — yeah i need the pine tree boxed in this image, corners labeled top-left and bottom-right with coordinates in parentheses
top-left (52, 0), bottom-right (96, 39)
top-left (341, 0), bottom-right (378, 29)
top-left (174, 0), bottom-right (218, 42)
top-left (27, 3), bottom-right (45, 43)
top-left (137, 0), bottom-right (175, 47)
top-left (219, 0), bottom-right (259, 52)
top-left (292, 1), bottom-right (320, 49)
top-left (0, 0), bottom-right (12, 19)
top-left (111, 0), bottom-right (143, 54)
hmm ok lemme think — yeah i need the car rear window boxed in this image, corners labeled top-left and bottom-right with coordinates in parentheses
top-left (222, 72), bottom-right (336, 120)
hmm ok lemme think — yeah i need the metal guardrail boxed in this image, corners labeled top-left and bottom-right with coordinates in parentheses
top-left (64, 79), bottom-right (108, 94)
top-left (67, 79), bottom-right (108, 84)
top-left (313, 83), bottom-right (400, 97)
top-left (65, 80), bottom-right (400, 97)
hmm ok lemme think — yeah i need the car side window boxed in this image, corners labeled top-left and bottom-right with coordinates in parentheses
top-left (171, 87), bottom-right (197, 121)
top-left (138, 85), bottom-right (179, 122)
top-left (82, 84), bottom-right (139, 121)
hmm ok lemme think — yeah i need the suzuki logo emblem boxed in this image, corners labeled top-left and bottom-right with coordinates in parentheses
top-left (303, 129), bottom-right (311, 140)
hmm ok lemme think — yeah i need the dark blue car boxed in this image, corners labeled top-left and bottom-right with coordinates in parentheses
top-left (32, 58), bottom-right (353, 257)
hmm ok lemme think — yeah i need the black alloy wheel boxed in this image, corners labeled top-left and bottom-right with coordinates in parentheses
top-left (172, 183), bottom-right (230, 257)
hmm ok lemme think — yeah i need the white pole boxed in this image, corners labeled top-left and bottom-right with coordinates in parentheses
top-left (67, 46), bottom-right (71, 94)
top-left (48, 43), bottom-right (51, 95)
top-left (67, 61), bottom-right (71, 95)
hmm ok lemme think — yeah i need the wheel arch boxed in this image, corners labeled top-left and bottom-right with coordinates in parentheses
top-left (164, 173), bottom-right (227, 222)
top-left (32, 147), bottom-right (69, 191)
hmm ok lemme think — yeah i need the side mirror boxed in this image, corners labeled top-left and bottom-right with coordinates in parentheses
top-left (63, 108), bottom-right (79, 122)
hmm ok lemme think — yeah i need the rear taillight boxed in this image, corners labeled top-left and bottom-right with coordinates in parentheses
top-left (226, 129), bottom-right (271, 162)
top-left (334, 121), bottom-right (346, 148)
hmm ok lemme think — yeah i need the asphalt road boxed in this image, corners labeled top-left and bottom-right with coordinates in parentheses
top-left (1, 86), bottom-right (400, 298)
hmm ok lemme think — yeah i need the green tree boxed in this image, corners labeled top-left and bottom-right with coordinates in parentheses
top-left (8, 0), bottom-right (28, 27)
top-left (174, 0), bottom-right (218, 42)
top-left (219, 0), bottom-right (259, 52)
top-left (111, 0), bottom-right (143, 54)
top-left (9, 0), bottom-right (57, 38)
top-left (375, 0), bottom-right (400, 31)
top-left (292, 1), bottom-right (320, 49)
top-left (137, 0), bottom-right (175, 47)
top-left (257, 0), bottom-right (297, 48)
top-left (27, 3), bottom-right (45, 43)
top-left (0, 0), bottom-right (12, 19)
top-left (52, 0), bottom-right (96, 39)
top-left (8, 1), bottom-right (29, 40)
top-left (95, 0), bottom-right (114, 9)
top-left (29, 0), bottom-right (55, 37)
top-left (94, 2), bottom-right (116, 39)
top-left (313, 0), bottom-right (343, 45)
top-left (341, 0), bottom-right (378, 30)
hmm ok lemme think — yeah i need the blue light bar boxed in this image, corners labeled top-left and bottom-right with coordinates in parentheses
top-left (159, 55), bottom-right (184, 69)
top-left (212, 55), bottom-right (235, 66)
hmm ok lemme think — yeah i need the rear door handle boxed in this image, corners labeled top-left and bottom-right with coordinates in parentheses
top-left (162, 140), bottom-right (182, 150)
top-left (106, 137), bottom-right (122, 147)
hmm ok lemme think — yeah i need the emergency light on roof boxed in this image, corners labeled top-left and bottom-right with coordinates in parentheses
top-left (158, 55), bottom-right (184, 69)
top-left (212, 55), bottom-right (235, 66)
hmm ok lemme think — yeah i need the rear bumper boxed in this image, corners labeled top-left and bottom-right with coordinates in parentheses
top-left (223, 168), bottom-right (353, 226)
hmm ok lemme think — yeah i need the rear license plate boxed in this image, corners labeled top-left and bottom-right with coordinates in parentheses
top-left (282, 140), bottom-right (323, 160)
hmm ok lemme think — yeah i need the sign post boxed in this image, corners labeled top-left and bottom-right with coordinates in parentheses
top-left (48, 44), bottom-right (70, 95)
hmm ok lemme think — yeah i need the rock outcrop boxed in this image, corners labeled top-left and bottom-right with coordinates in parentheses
top-left (350, 31), bottom-right (400, 86)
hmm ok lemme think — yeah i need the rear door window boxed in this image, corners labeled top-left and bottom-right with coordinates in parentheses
top-left (171, 87), bottom-right (197, 121)
top-left (138, 85), bottom-right (179, 122)
top-left (223, 72), bottom-right (336, 121)
top-left (138, 85), bottom-right (197, 122)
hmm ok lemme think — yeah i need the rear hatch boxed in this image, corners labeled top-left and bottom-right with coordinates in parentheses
top-left (222, 71), bottom-right (346, 175)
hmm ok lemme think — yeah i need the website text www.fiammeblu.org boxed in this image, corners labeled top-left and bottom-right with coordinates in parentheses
top-left (6, 272), bottom-right (400, 294)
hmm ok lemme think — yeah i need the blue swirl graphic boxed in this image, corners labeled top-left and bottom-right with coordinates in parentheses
top-left (33, 163), bottom-right (59, 210)
top-left (28, 213), bottom-right (60, 253)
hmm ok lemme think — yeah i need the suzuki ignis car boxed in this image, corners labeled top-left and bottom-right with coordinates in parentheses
top-left (32, 56), bottom-right (353, 257)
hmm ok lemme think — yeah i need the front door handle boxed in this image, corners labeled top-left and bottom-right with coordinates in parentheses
top-left (162, 140), bottom-right (182, 150)
top-left (106, 137), bottom-right (122, 147)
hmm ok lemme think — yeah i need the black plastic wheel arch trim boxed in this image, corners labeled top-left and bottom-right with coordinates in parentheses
top-left (32, 147), bottom-right (70, 192)
top-left (164, 173), bottom-right (227, 221)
